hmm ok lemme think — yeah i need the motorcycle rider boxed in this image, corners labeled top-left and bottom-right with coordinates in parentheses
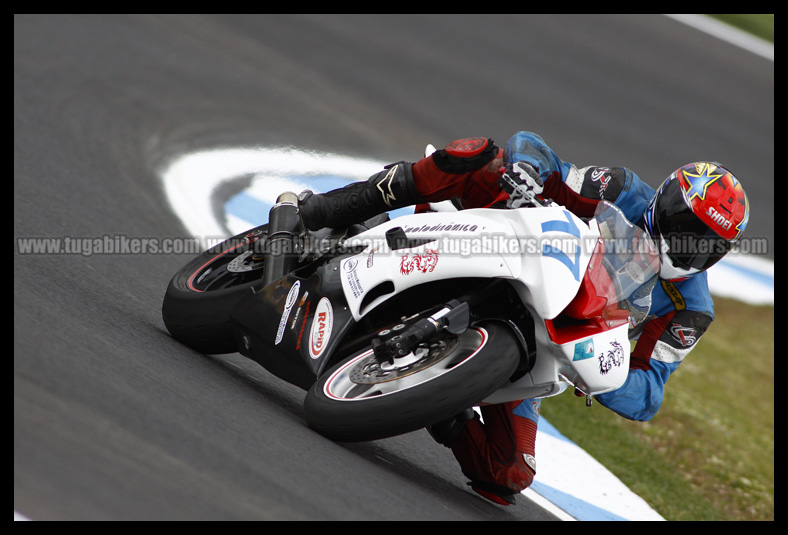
top-left (298, 131), bottom-right (750, 506)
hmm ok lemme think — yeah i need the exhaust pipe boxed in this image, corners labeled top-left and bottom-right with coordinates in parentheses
top-left (261, 192), bottom-right (301, 286)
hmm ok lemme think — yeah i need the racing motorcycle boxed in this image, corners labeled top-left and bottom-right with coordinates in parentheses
top-left (162, 163), bottom-right (659, 442)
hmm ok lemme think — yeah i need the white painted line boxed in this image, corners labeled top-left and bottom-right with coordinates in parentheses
top-left (522, 488), bottom-right (577, 521)
top-left (528, 420), bottom-right (665, 520)
top-left (664, 14), bottom-right (773, 61)
top-left (159, 147), bottom-right (386, 247)
top-left (707, 253), bottom-right (773, 305)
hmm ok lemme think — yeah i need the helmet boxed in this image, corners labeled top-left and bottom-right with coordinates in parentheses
top-left (644, 162), bottom-right (749, 281)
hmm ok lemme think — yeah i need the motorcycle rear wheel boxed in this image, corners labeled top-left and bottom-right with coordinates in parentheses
top-left (161, 225), bottom-right (268, 354)
top-left (303, 321), bottom-right (520, 442)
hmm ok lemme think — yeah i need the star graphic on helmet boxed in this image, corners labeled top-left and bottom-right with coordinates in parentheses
top-left (733, 195), bottom-right (750, 239)
top-left (681, 163), bottom-right (724, 202)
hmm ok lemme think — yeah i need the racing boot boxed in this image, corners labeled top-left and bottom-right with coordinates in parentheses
top-left (465, 478), bottom-right (520, 506)
top-left (426, 408), bottom-right (476, 447)
top-left (448, 400), bottom-right (540, 507)
top-left (298, 162), bottom-right (422, 231)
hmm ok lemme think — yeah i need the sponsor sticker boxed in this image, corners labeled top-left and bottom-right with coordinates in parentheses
top-left (275, 281), bottom-right (300, 345)
top-left (309, 297), bottom-right (333, 359)
top-left (366, 246), bottom-right (379, 268)
top-left (660, 280), bottom-right (686, 310)
top-left (572, 339), bottom-right (595, 361)
top-left (343, 257), bottom-right (364, 298)
top-left (669, 323), bottom-right (697, 347)
top-left (598, 340), bottom-right (625, 375)
top-left (400, 248), bottom-right (439, 275)
top-left (589, 167), bottom-right (612, 197)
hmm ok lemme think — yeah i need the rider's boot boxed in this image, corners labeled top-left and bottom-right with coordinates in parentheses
top-left (426, 408), bottom-right (476, 447)
top-left (298, 162), bottom-right (422, 231)
top-left (441, 400), bottom-right (540, 507)
top-left (427, 408), bottom-right (523, 506)
top-left (298, 138), bottom-right (504, 230)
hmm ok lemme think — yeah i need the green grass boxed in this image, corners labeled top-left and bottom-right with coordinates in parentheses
top-left (541, 297), bottom-right (774, 520)
top-left (706, 14), bottom-right (774, 43)
top-left (539, 16), bottom-right (774, 520)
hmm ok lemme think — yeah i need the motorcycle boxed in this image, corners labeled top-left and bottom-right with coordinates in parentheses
top-left (162, 162), bottom-right (660, 442)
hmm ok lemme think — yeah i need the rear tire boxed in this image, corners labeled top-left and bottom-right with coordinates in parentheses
top-left (162, 225), bottom-right (268, 354)
top-left (303, 321), bottom-right (520, 442)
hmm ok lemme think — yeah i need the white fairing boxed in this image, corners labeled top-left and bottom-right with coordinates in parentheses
top-left (482, 323), bottom-right (630, 404)
top-left (339, 205), bottom-right (633, 401)
top-left (340, 206), bottom-right (598, 321)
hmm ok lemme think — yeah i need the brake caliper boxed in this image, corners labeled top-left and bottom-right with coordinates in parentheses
top-left (371, 300), bottom-right (470, 366)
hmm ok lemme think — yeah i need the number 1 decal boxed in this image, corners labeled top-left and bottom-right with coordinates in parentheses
top-left (541, 211), bottom-right (581, 281)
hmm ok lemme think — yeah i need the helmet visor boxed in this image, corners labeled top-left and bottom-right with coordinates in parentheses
top-left (653, 177), bottom-right (733, 271)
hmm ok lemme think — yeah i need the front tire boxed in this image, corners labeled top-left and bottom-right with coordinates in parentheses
top-left (303, 321), bottom-right (520, 442)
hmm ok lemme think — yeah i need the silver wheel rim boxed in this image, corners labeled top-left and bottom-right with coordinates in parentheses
top-left (322, 327), bottom-right (488, 401)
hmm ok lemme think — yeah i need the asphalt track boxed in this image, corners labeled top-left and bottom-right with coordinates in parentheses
top-left (15, 15), bottom-right (773, 520)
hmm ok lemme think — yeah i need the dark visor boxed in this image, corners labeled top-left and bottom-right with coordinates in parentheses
top-left (654, 178), bottom-right (733, 271)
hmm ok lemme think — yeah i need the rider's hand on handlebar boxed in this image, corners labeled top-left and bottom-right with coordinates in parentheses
top-left (498, 162), bottom-right (544, 208)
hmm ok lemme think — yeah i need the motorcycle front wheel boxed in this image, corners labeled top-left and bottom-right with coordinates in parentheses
top-left (303, 321), bottom-right (520, 442)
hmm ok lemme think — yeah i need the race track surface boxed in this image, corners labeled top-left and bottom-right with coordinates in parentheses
top-left (14, 15), bottom-right (773, 520)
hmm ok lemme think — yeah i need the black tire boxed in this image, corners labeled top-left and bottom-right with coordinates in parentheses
top-left (303, 321), bottom-right (521, 442)
top-left (162, 225), bottom-right (268, 354)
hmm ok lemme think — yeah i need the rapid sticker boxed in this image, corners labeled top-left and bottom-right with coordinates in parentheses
top-left (309, 297), bottom-right (333, 359)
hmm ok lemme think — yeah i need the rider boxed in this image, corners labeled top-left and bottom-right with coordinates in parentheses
top-left (298, 132), bottom-right (750, 506)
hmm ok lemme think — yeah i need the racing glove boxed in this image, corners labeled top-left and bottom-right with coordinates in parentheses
top-left (498, 162), bottom-right (544, 208)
